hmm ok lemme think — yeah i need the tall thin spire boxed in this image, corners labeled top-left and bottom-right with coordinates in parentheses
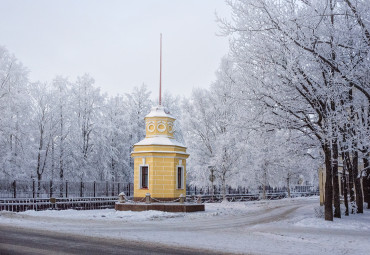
top-left (159, 33), bottom-right (162, 106)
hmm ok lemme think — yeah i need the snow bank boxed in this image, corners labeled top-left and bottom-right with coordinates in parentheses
top-left (19, 208), bottom-right (180, 222)
top-left (292, 204), bottom-right (370, 231)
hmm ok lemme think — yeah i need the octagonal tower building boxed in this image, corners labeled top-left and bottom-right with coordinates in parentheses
top-left (131, 105), bottom-right (189, 201)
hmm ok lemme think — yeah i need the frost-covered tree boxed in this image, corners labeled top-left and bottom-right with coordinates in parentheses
top-left (124, 84), bottom-right (152, 143)
top-left (51, 76), bottom-right (71, 184)
top-left (221, 0), bottom-right (370, 220)
top-left (94, 95), bottom-right (131, 181)
top-left (0, 46), bottom-right (30, 179)
top-left (68, 74), bottom-right (105, 180)
top-left (183, 58), bottom-right (246, 200)
top-left (29, 82), bottom-right (58, 193)
top-left (123, 84), bottom-right (152, 179)
top-left (161, 91), bottom-right (184, 143)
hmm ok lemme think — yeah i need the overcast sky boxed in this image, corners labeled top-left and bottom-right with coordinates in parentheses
top-left (0, 0), bottom-right (231, 99)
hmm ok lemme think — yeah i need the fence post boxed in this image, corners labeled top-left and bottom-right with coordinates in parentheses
top-left (80, 181), bottom-right (83, 197)
top-left (49, 180), bottom-right (53, 198)
top-left (106, 181), bottom-right (108, 197)
top-left (65, 180), bottom-right (68, 198)
top-left (13, 180), bottom-right (16, 198)
top-left (93, 181), bottom-right (96, 197)
top-left (32, 178), bottom-right (35, 198)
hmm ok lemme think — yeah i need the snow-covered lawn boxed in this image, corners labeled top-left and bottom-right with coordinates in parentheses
top-left (1, 196), bottom-right (369, 255)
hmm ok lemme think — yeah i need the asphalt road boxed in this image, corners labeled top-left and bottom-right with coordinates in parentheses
top-left (0, 200), bottom-right (309, 255)
top-left (0, 225), bottom-right (225, 255)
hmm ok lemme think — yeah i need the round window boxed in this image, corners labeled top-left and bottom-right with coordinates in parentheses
top-left (157, 121), bottom-right (166, 132)
top-left (147, 121), bottom-right (155, 132)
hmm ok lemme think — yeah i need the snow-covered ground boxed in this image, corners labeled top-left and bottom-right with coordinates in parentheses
top-left (1, 197), bottom-right (369, 255)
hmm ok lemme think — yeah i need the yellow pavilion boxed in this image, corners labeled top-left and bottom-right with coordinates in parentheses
top-left (131, 105), bottom-right (189, 201)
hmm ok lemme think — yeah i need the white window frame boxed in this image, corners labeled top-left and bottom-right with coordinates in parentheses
top-left (176, 165), bottom-right (184, 189)
top-left (140, 165), bottom-right (149, 189)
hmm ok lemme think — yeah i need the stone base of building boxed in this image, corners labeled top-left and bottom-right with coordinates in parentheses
top-left (115, 202), bottom-right (205, 213)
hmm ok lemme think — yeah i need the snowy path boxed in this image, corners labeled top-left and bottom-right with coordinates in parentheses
top-left (1, 197), bottom-right (369, 255)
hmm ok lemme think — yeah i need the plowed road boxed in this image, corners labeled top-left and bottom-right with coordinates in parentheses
top-left (1, 198), bottom-right (368, 255)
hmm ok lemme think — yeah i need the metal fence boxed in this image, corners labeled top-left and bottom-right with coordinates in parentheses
top-left (186, 185), bottom-right (319, 197)
top-left (0, 197), bottom-right (118, 212)
top-left (0, 179), bottom-right (133, 198)
top-left (0, 180), bottom-right (319, 212)
top-left (0, 179), bottom-right (318, 200)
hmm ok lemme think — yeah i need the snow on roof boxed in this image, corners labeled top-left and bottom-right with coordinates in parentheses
top-left (145, 105), bottom-right (175, 119)
top-left (135, 136), bottom-right (186, 147)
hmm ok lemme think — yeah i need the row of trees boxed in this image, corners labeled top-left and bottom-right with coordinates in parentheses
top-left (211, 0), bottom-right (369, 221)
top-left (1, 43), bottom-right (316, 200)
top-left (182, 57), bottom-right (319, 201)
top-left (0, 45), bottom-right (154, 185)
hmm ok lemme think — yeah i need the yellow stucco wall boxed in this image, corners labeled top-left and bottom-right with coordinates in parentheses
top-left (132, 152), bottom-right (188, 199)
top-left (319, 161), bottom-right (364, 205)
top-left (319, 167), bottom-right (325, 206)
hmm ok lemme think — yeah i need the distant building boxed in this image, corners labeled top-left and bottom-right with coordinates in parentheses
top-left (319, 159), bottom-right (364, 205)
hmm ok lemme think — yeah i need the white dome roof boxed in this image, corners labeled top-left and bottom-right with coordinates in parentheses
top-left (145, 105), bottom-right (175, 119)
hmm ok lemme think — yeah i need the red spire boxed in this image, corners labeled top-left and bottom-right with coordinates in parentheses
top-left (159, 33), bottom-right (162, 106)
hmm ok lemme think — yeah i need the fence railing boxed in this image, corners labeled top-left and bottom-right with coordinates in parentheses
top-left (186, 185), bottom-right (319, 196)
top-left (0, 179), bottom-right (133, 198)
top-left (0, 179), bottom-right (318, 200)
top-left (0, 197), bottom-right (118, 212)
top-left (0, 181), bottom-right (319, 212)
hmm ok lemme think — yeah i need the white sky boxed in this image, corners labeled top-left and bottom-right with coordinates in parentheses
top-left (0, 0), bottom-right (231, 99)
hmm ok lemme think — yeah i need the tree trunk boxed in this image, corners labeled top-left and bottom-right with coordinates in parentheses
top-left (36, 130), bottom-right (43, 198)
top-left (222, 177), bottom-right (227, 202)
top-left (332, 139), bottom-right (341, 218)
top-left (353, 150), bottom-right (363, 213)
top-left (329, 0), bottom-right (340, 219)
top-left (37, 173), bottom-right (42, 198)
top-left (262, 170), bottom-right (267, 200)
top-left (51, 140), bottom-right (55, 180)
top-left (363, 156), bottom-right (369, 209)
top-left (59, 94), bottom-right (64, 197)
top-left (324, 142), bottom-right (333, 221)
top-left (344, 151), bottom-right (356, 213)
top-left (287, 176), bottom-right (291, 198)
top-left (341, 151), bottom-right (349, 216)
top-left (343, 174), bottom-right (349, 216)
top-left (59, 137), bottom-right (64, 196)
